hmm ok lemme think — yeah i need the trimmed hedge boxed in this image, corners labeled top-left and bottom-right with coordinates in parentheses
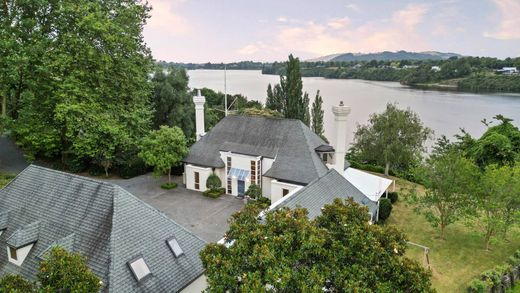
top-left (206, 173), bottom-right (222, 190)
top-left (161, 182), bottom-right (178, 190)
top-left (203, 188), bottom-right (225, 199)
top-left (379, 198), bottom-right (392, 222)
top-left (388, 191), bottom-right (398, 203)
top-left (257, 196), bottom-right (271, 206)
top-left (245, 184), bottom-right (262, 199)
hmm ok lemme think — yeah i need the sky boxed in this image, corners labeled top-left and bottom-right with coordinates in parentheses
top-left (143, 0), bottom-right (520, 63)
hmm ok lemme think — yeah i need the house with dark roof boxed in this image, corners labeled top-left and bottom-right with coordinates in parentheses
top-left (268, 169), bottom-right (379, 222)
top-left (184, 91), bottom-right (354, 204)
top-left (0, 165), bottom-right (207, 293)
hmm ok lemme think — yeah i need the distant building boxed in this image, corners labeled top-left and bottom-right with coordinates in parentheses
top-left (496, 67), bottom-right (518, 75)
top-left (431, 66), bottom-right (441, 72)
top-left (403, 65), bottom-right (419, 69)
top-left (0, 165), bottom-right (207, 293)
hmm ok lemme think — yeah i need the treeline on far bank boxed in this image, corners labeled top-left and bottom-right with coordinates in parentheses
top-left (262, 57), bottom-right (520, 93)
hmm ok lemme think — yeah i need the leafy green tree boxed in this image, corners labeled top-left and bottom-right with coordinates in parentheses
top-left (311, 90), bottom-right (325, 140)
top-left (200, 198), bottom-right (433, 292)
top-left (412, 150), bottom-right (480, 239)
top-left (1, 0), bottom-right (153, 170)
top-left (350, 103), bottom-right (433, 175)
top-left (206, 173), bottom-right (222, 191)
top-left (139, 126), bottom-right (188, 184)
top-left (468, 115), bottom-right (520, 167)
top-left (244, 184), bottom-right (262, 199)
top-left (151, 67), bottom-right (195, 138)
top-left (474, 164), bottom-right (520, 250)
top-left (266, 55), bottom-right (319, 126)
top-left (38, 247), bottom-right (102, 292)
top-left (0, 275), bottom-right (36, 292)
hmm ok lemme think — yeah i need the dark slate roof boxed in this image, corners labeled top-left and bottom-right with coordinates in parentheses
top-left (0, 165), bottom-right (206, 293)
top-left (37, 234), bottom-right (75, 260)
top-left (184, 115), bottom-right (330, 184)
top-left (0, 212), bottom-right (8, 231)
top-left (6, 221), bottom-right (40, 249)
top-left (272, 169), bottom-right (378, 221)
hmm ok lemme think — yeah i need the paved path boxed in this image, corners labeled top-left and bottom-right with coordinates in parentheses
top-left (0, 135), bottom-right (29, 173)
top-left (105, 175), bottom-right (244, 243)
top-left (0, 135), bottom-right (243, 243)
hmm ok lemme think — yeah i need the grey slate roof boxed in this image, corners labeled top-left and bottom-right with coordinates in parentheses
top-left (6, 221), bottom-right (40, 249)
top-left (272, 169), bottom-right (378, 221)
top-left (0, 165), bottom-right (206, 293)
top-left (0, 211), bottom-right (8, 231)
top-left (183, 115), bottom-right (330, 184)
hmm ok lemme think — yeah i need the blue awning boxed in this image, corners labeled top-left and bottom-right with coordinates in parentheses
top-left (227, 168), bottom-right (250, 181)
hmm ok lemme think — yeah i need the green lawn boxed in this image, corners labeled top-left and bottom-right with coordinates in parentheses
top-left (0, 172), bottom-right (15, 188)
top-left (386, 178), bottom-right (520, 292)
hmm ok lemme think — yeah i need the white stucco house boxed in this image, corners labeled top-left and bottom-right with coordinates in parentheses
top-left (183, 91), bottom-right (354, 203)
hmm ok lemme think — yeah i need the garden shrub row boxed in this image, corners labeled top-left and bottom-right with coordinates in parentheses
top-left (468, 250), bottom-right (520, 292)
top-left (203, 188), bottom-right (225, 199)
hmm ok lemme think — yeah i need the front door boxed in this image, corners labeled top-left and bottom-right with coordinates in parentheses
top-left (237, 180), bottom-right (245, 196)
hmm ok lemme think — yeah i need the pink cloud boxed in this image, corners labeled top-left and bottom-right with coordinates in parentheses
top-left (484, 0), bottom-right (520, 40)
top-left (145, 0), bottom-right (191, 37)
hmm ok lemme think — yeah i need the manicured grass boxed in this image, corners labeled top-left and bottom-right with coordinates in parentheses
top-left (386, 177), bottom-right (520, 292)
top-left (0, 172), bottom-right (15, 188)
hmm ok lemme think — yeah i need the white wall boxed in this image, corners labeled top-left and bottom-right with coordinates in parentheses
top-left (185, 164), bottom-right (212, 192)
top-left (219, 152), bottom-right (261, 196)
top-left (270, 180), bottom-right (302, 203)
top-left (180, 274), bottom-right (208, 293)
top-left (7, 244), bottom-right (33, 266)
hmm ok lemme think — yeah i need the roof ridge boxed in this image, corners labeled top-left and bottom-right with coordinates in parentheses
top-left (298, 122), bottom-right (328, 173)
top-left (25, 165), bottom-right (116, 188)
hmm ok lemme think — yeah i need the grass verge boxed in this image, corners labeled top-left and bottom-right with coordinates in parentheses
top-left (386, 177), bottom-right (520, 292)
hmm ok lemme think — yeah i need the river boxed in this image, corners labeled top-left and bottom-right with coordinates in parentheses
top-left (188, 69), bottom-right (520, 146)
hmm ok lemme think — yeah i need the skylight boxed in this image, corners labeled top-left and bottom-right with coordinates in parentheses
top-left (128, 257), bottom-right (151, 282)
top-left (167, 237), bottom-right (184, 257)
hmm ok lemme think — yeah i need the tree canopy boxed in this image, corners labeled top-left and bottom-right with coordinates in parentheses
top-left (1, 0), bottom-right (153, 173)
top-left (139, 126), bottom-right (188, 184)
top-left (350, 103), bottom-right (433, 175)
top-left (200, 199), bottom-right (433, 292)
top-left (0, 247), bottom-right (102, 292)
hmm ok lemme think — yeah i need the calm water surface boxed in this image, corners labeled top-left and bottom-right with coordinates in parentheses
top-left (188, 70), bottom-right (520, 146)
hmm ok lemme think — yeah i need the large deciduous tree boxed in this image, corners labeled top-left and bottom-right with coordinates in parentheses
top-left (350, 103), bottom-right (433, 175)
top-left (1, 0), bottom-right (153, 170)
top-left (139, 126), bottom-right (188, 184)
top-left (474, 164), bottom-right (520, 250)
top-left (412, 149), bottom-right (479, 239)
top-left (151, 67), bottom-right (195, 138)
top-left (200, 199), bottom-right (433, 292)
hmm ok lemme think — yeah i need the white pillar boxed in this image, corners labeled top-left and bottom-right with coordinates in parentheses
top-left (332, 101), bottom-right (351, 173)
top-left (193, 89), bottom-right (206, 141)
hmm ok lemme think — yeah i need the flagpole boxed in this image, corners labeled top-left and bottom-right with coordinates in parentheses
top-left (224, 65), bottom-right (228, 116)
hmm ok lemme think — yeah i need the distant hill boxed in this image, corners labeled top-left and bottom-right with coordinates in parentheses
top-left (308, 51), bottom-right (462, 62)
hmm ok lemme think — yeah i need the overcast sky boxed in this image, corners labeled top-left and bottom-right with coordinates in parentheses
top-left (143, 0), bottom-right (520, 63)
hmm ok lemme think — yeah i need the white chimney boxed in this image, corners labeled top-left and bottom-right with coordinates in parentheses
top-left (193, 89), bottom-right (206, 141)
top-left (332, 101), bottom-right (351, 173)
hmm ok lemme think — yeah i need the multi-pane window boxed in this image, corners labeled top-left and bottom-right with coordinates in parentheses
top-left (250, 160), bottom-right (256, 184)
top-left (194, 172), bottom-right (200, 190)
top-left (257, 160), bottom-right (261, 186)
top-left (227, 157), bottom-right (232, 173)
top-left (227, 157), bottom-right (232, 194)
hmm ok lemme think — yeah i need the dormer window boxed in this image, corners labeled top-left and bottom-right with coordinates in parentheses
top-left (167, 237), bottom-right (184, 257)
top-left (128, 256), bottom-right (152, 282)
top-left (6, 221), bottom-right (40, 266)
top-left (9, 247), bottom-right (17, 260)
